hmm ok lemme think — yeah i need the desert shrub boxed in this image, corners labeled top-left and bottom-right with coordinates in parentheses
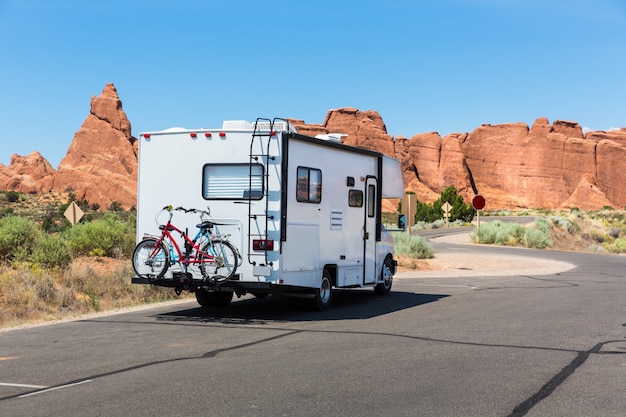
top-left (0, 215), bottom-right (41, 263)
top-left (4, 190), bottom-right (20, 203)
top-left (472, 218), bottom-right (553, 249)
top-left (31, 234), bottom-right (71, 268)
top-left (62, 213), bottom-right (135, 258)
top-left (392, 232), bottom-right (434, 259)
top-left (589, 229), bottom-right (606, 243)
top-left (522, 217), bottom-right (553, 249)
top-left (550, 216), bottom-right (573, 233)
top-left (472, 220), bottom-right (524, 245)
top-left (604, 237), bottom-right (626, 254)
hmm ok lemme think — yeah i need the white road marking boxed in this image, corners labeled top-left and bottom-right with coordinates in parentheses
top-left (0, 382), bottom-right (48, 389)
top-left (18, 379), bottom-right (93, 398)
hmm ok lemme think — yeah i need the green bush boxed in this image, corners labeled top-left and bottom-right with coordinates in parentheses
top-left (31, 234), bottom-right (71, 268)
top-left (604, 237), bottom-right (626, 254)
top-left (62, 213), bottom-right (135, 258)
top-left (0, 216), bottom-right (41, 263)
top-left (392, 232), bottom-right (434, 259)
top-left (472, 220), bottom-right (524, 245)
top-left (472, 217), bottom-right (553, 249)
top-left (550, 216), bottom-right (573, 233)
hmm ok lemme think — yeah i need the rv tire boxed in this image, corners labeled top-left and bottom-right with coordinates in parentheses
top-left (308, 270), bottom-right (333, 311)
top-left (195, 289), bottom-right (233, 307)
top-left (374, 257), bottom-right (394, 295)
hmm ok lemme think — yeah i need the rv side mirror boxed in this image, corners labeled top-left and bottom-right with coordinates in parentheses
top-left (398, 214), bottom-right (406, 230)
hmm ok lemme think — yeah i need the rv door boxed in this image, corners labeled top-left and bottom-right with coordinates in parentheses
top-left (363, 176), bottom-right (377, 284)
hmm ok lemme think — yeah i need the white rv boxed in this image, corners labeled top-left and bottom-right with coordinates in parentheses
top-left (133, 118), bottom-right (404, 310)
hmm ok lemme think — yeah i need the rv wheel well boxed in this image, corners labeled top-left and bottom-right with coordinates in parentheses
top-left (324, 264), bottom-right (338, 287)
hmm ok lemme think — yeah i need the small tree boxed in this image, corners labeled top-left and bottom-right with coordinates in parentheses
top-left (415, 186), bottom-right (475, 223)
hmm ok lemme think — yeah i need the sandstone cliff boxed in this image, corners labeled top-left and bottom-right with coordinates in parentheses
top-left (290, 112), bottom-right (626, 210)
top-left (1, 84), bottom-right (625, 211)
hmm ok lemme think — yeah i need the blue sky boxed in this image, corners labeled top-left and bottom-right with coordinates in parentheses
top-left (1, 0), bottom-right (625, 168)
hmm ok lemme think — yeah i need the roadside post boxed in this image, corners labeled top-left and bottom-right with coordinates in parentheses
top-left (472, 194), bottom-right (486, 233)
top-left (402, 193), bottom-right (416, 234)
top-left (442, 202), bottom-right (452, 227)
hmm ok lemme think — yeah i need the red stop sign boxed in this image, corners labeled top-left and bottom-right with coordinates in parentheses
top-left (472, 194), bottom-right (486, 210)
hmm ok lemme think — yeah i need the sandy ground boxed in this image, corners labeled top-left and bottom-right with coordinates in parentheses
top-left (395, 232), bottom-right (577, 278)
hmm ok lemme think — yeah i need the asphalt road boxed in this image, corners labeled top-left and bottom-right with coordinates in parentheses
top-left (1, 236), bottom-right (626, 417)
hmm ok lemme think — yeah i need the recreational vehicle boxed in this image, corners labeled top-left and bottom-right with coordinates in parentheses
top-left (132, 118), bottom-right (404, 310)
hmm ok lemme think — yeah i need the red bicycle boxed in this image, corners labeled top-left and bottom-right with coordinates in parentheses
top-left (132, 206), bottom-right (239, 283)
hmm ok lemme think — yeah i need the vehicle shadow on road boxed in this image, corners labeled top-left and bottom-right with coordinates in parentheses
top-left (155, 290), bottom-right (449, 325)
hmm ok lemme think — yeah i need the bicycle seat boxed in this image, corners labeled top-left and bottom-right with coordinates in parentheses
top-left (197, 221), bottom-right (215, 229)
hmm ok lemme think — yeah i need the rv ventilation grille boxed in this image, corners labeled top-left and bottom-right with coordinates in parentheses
top-left (330, 209), bottom-right (343, 231)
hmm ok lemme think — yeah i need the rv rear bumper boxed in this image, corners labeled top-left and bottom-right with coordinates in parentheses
top-left (131, 275), bottom-right (314, 297)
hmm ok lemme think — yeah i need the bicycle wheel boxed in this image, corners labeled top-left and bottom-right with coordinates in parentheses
top-left (132, 238), bottom-right (170, 280)
top-left (199, 239), bottom-right (238, 282)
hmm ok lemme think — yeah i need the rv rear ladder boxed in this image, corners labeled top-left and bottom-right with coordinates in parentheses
top-left (247, 118), bottom-right (283, 267)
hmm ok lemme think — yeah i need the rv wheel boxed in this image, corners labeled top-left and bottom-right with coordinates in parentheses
top-left (207, 291), bottom-right (233, 307)
top-left (374, 258), bottom-right (394, 295)
top-left (195, 289), bottom-right (210, 307)
top-left (195, 289), bottom-right (233, 307)
top-left (308, 270), bottom-right (333, 311)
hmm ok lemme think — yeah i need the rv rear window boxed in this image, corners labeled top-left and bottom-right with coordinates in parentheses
top-left (202, 163), bottom-right (264, 200)
top-left (296, 166), bottom-right (322, 203)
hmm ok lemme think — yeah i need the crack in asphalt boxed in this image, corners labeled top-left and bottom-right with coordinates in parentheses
top-left (0, 330), bottom-right (301, 402)
top-left (508, 340), bottom-right (625, 417)
top-left (4, 317), bottom-right (625, 417)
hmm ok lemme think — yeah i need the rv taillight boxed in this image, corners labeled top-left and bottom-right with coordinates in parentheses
top-left (271, 131), bottom-right (276, 136)
top-left (143, 134), bottom-right (150, 139)
top-left (219, 132), bottom-right (226, 137)
top-left (253, 239), bottom-right (274, 251)
top-left (190, 132), bottom-right (197, 138)
top-left (205, 132), bottom-right (212, 138)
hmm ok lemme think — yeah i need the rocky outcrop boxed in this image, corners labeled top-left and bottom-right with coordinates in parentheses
top-left (52, 83), bottom-right (137, 209)
top-left (0, 83), bottom-right (137, 209)
top-left (291, 110), bottom-right (626, 210)
top-left (0, 152), bottom-right (56, 193)
top-left (1, 89), bottom-right (625, 211)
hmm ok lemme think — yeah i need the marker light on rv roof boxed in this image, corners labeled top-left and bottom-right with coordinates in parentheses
top-left (219, 132), bottom-right (226, 137)
top-left (143, 133), bottom-right (150, 138)
top-left (190, 132), bottom-right (197, 138)
top-left (205, 132), bottom-right (212, 138)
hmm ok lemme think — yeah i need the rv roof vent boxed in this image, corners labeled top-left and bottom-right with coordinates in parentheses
top-left (222, 120), bottom-right (254, 130)
top-left (315, 133), bottom-right (347, 141)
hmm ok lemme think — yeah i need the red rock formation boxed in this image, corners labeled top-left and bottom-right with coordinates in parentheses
top-left (1, 92), bottom-right (625, 211)
top-left (51, 83), bottom-right (137, 209)
top-left (291, 110), bottom-right (626, 210)
top-left (0, 152), bottom-right (56, 193)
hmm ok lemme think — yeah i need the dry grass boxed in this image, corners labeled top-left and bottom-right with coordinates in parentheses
top-left (0, 257), bottom-right (184, 329)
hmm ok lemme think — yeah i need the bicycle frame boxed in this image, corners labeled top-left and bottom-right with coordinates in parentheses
top-left (151, 220), bottom-right (215, 268)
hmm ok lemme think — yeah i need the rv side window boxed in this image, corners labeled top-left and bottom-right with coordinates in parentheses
top-left (367, 184), bottom-right (376, 217)
top-left (296, 166), bottom-right (322, 203)
top-left (348, 189), bottom-right (363, 207)
top-left (202, 163), bottom-right (264, 200)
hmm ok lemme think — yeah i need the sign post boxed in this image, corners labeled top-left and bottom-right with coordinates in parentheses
top-left (472, 194), bottom-right (486, 233)
top-left (442, 202), bottom-right (452, 227)
top-left (402, 193), bottom-right (417, 234)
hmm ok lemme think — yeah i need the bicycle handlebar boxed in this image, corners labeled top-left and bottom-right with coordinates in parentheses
top-left (163, 206), bottom-right (210, 216)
